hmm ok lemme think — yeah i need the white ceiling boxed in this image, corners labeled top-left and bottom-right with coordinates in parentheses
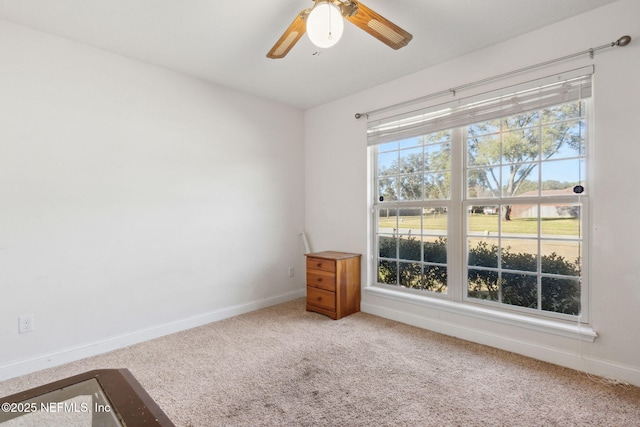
top-left (0, 0), bottom-right (619, 109)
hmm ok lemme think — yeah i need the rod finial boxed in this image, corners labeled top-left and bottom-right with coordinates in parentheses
top-left (616, 35), bottom-right (631, 47)
top-left (355, 113), bottom-right (363, 119)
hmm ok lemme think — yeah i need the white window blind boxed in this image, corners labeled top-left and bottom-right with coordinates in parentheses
top-left (367, 66), bottom-right (593, 146)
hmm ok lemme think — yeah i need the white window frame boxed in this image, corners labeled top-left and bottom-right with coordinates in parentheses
top-left (367, 68), bottom-right (593, 331)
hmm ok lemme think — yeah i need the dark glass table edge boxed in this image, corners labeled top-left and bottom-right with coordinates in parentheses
top-left (0, 368), bottom-right (175, 427)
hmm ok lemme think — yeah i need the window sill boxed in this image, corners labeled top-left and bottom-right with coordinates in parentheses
top-left (363, 286), bottom-right (597, 342)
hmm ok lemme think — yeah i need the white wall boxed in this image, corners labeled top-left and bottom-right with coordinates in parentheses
top-left (305, 0), bottom-right (640, 386)
top-left (0, 20), bottom-right (306, 379)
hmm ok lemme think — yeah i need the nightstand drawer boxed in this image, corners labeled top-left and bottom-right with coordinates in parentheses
top-left (306, 287), bottom-right (336, 311)
top-left (306, 257), bottom-right (336, 273)
top-left (307, 270), bottom-right (336, 291)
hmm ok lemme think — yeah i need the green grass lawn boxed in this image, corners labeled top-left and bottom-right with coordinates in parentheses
top-left (379, 214), bottom-right (579, 236)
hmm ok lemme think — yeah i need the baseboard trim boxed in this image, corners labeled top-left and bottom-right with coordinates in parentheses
top-left (0, 289), bottom-right (305, 382)
top-left (362, 301), bottom-right (640, 388)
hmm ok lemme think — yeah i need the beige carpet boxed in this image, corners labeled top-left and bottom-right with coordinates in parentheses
top-left (2, 298), bottom-right (639, 426)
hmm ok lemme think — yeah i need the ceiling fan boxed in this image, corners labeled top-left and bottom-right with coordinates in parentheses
top-left (267, 0), bottom-right (412, 59)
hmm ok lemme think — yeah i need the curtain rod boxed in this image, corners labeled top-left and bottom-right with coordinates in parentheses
top-left (354, 35), bottom-right (631, 120)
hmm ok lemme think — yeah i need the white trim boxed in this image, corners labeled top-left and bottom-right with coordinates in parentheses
top-left (0, 289), bottom-right (305, 382)
top-left (364, 286), bottom-right (596, 341)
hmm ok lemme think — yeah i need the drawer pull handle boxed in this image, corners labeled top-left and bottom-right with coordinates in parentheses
top-left (316, 278), bottom-right (322, 282)
top-left (316, 263), bottom-right (322, 268)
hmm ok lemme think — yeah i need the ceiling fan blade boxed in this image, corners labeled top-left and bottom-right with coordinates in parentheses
top-left (267, 9), bottom-right (310, 59)
top-left (344, 1), bottom-right (412, 50)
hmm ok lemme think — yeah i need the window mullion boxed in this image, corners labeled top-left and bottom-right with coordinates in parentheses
top-left (449, 127), bottom-right (464, 301)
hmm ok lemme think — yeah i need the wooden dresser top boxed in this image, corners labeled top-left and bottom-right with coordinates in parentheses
top-left (305, 251), bottom-right (361, 260)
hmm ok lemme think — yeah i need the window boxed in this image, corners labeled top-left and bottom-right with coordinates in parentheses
top-left (376, 131), bottom-right (451, 293)
top-left (370, 69), bottom-right (590, 321)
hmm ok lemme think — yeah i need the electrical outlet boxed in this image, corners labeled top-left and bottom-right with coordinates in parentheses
top-left (19, 315), bottom-right (34, 334)
top-left (288, 267), bottom-right (295, 277)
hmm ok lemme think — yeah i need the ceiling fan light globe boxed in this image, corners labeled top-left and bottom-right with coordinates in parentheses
top-left (306, 2), bottom-right (344, 49)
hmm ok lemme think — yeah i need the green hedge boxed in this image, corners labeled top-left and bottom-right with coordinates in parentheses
top-left (378, 236), bottom-right (580, 315)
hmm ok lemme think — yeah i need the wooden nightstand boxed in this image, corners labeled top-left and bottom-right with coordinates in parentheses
top-left (305, 251), bottom-right (361, 320)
